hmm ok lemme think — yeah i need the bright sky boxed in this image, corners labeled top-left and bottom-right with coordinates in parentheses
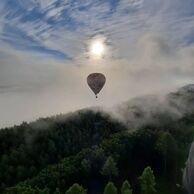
top-left (1, 0), bottom-right (194, 127)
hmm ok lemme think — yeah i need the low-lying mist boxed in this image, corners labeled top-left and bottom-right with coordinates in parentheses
top-left (106, 84), bottom-right (194, 130)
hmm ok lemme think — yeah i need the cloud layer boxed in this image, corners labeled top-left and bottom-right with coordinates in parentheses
top-left (0, 0), bottom-right (194, 127)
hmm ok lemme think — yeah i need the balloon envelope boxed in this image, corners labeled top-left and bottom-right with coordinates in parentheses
top-left (87, 73), bottom-right (106, 97)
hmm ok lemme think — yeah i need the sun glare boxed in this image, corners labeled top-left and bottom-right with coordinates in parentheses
top-left (90, 40), bottom-right (105, 58)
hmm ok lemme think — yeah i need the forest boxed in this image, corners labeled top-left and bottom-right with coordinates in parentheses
top-left (0, 105), bottom-right (193, 194)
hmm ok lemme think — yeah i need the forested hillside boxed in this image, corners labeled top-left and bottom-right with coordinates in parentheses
top-left (0, 110), bottom-right (125, 193)
top-left (1, 85), bottom-right (194, 194)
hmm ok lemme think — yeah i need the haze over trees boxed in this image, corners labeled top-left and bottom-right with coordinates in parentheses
top-left (1, 84), bottom-right (194, 194)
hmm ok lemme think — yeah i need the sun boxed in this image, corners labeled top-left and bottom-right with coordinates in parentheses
top-left (90, 40), bottom-right (105, 58)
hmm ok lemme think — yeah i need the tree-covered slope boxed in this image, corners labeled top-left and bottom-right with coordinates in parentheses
top-left (1, 84), bottom-right (194, 194)
top-left (3, 113), bottom-right (194, 194)
top-left (0, 110), bottom-right (125, 192)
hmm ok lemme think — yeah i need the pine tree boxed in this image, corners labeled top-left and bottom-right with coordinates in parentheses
top-left (65, 183), bottom-right (86, 194)
top-left (139, 167), bottom-right (156, 194)
top-left (104, 182), bottom-right (117, 194)
top-left (54, 188), bottom-right (61, 194)
top-left (101, 156), bottom-right (118, 180)
top-left (121, 180), bottom-right (132, 194)
top-left (156, 132), bottom-right (177, 174)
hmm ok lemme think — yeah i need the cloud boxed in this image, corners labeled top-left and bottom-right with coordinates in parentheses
top-left (0, 0), bottom-right (194, 127)
top-left (1, 32), bottom-right (194, 128)
top-left (1, 0), bottom-right (194, 60)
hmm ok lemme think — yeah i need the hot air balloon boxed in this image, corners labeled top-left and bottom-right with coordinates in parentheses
top-left (87, 73), bottom-right (106, 98)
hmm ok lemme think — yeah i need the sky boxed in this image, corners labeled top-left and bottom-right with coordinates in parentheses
top-left (1, 0), bottom-right (194, 127)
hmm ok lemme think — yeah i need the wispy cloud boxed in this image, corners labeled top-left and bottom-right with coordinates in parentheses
top-left (1, 0), bottom-right (194, 59)
top-left (1, 0), bottom-right (194, 127)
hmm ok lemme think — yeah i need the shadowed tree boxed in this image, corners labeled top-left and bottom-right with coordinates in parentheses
top-left (156, 132), bottom-right (178, 174)
top-left (121, 180), bottom-right (132, 194)
top-left (65, 183), bottom-right (86, 194)
top-left (103, 182), bottom-right (117, 194)
top-left (139, 166), bottom-right (156, 194)
top-left (101, 156), bottom-right (118, 180)
top-left (54, 188), bottom-right (61, 194)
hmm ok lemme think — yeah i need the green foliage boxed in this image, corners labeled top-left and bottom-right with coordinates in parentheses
top-left (65, 183), bottom-right (86, 194)
top-left (103, 182), bottom-right (117, 194)
top-left (1, 110), bottom-right (194, 194)
top-left (4, 183), bottom-right (49, 194)
top-left (81, 159), bottom-right (91, 175)
top-left (4, 124), bottom-right (192, 193)
top-left (54, 188), bottom-right (61, 194)
top-left (121, 180), bottom-right (132, 194)
top-left (101, 156), bottom-right (118, 180)
top-left (139, 166), bottom-right (156, 194)
top-left (156, 132), bottom-right (178, 173)
top-left (0, 110), bottom-right (124, 191)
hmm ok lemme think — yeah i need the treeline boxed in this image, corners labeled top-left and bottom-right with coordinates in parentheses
top-left (1, 110), bottom-right (194, 194)
top-left (63, 166), bottom-right (156, 194)
top-left (0, 110), bottom-right (125, 192)
top-left (4, 166), bottom-right (157, 194)
top-left (3, 122), bottom-right (194, 194)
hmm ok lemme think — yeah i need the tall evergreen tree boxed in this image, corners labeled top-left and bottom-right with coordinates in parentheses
top-left (139, 167), bottom-right (156, 194)
top-left (156, 132), bottom-right (177, 174)
top-left (101, 156), bottom-right (118, 180)
top-left (54, 188), bottom-right (61, 194)
top-left (65, 183), bottom-right (86, 194)
top-left (103, 182), bottom-right (117, 194)
top-left (121, 180), bottom-right (132, 194)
